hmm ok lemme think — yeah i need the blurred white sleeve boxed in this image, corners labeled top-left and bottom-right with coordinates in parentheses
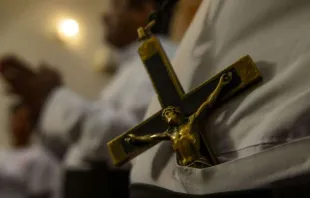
top-left (39, 87), bottom-right (90, 148)
top-left (26, 149), bottom-right (62, 198)
top-left (38, 84), bottom-right (150, 168)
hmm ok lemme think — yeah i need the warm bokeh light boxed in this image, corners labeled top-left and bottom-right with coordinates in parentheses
top-left (57, 18), bottom-right (79, 39)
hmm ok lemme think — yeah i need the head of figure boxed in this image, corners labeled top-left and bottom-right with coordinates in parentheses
top-left (162, 106), bottom-right (184, 125)
top-left (9, 102), bottom-right (32, 148)
top-left (102, 0), bottom-right (178, 48)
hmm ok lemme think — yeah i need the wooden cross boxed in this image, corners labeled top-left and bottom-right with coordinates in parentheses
top-left (107, 26), bottom-right (262, 167)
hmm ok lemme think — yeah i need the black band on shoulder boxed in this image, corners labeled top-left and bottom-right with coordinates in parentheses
top-left (130, 184), bottom-right (271, 198)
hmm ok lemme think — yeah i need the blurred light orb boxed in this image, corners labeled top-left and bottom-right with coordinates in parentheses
top-left (57, 18), bottom-right (79, 39)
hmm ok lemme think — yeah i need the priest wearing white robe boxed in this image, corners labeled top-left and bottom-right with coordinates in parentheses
top-left (8, 0), bottom-right (310, 197)
top-left (129, 0), bottom-right (310, 197)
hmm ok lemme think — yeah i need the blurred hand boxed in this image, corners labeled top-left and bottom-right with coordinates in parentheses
top-left (0, 55), bottom-right (63, 123)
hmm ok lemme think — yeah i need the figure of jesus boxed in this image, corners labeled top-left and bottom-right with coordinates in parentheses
top-left (125, 72), bottom-right (232, 167)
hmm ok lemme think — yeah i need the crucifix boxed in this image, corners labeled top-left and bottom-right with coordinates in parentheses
top-left (107, 20), bottom-right (262, 168)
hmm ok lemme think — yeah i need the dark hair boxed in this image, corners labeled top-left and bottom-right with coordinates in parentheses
top-left (130, 0), bottom-right (179, 35)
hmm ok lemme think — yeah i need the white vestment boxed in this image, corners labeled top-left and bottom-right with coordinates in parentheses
top-left (38, 37), bottom-right (177, 169)
top-left (0, 146), bottom-right (60, 198)
top-left (131, 0), bottom-right (310, 194)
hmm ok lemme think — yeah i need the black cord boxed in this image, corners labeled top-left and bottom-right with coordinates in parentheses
top-left (148, 0), bottom-right (179, 34)
top-left (148, 0), bottom-right (173, 21)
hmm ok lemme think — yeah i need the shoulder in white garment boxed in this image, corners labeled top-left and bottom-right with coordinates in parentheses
top-left (131, 0), bottom-right (310, 195)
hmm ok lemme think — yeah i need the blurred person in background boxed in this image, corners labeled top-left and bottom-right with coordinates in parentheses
top-left (0, 0), bottom-right (177, 168)
top-left (0, 0), bottom-right (179, 197)
top-left (0, 102), bottom-right (60, 198)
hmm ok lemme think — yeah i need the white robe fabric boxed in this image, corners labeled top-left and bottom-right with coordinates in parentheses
top-left (0, 146), bottom-right (60, 198)
top-left (38, 37), bottom-right (177, 169)
top-left (131, 0), bottom-right (310, 194)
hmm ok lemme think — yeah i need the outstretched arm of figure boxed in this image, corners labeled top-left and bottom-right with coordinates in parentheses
top-left (125, 131), bottom-right (171, 144)
top-left (194, 72), bottom-right (232, 119)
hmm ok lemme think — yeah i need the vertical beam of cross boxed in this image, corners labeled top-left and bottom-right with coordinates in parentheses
top-left (139, 36), bottom-right (185, 109)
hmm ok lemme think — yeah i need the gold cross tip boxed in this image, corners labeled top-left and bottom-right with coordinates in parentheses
top-left (138, 20), bottom-right (156, 41)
